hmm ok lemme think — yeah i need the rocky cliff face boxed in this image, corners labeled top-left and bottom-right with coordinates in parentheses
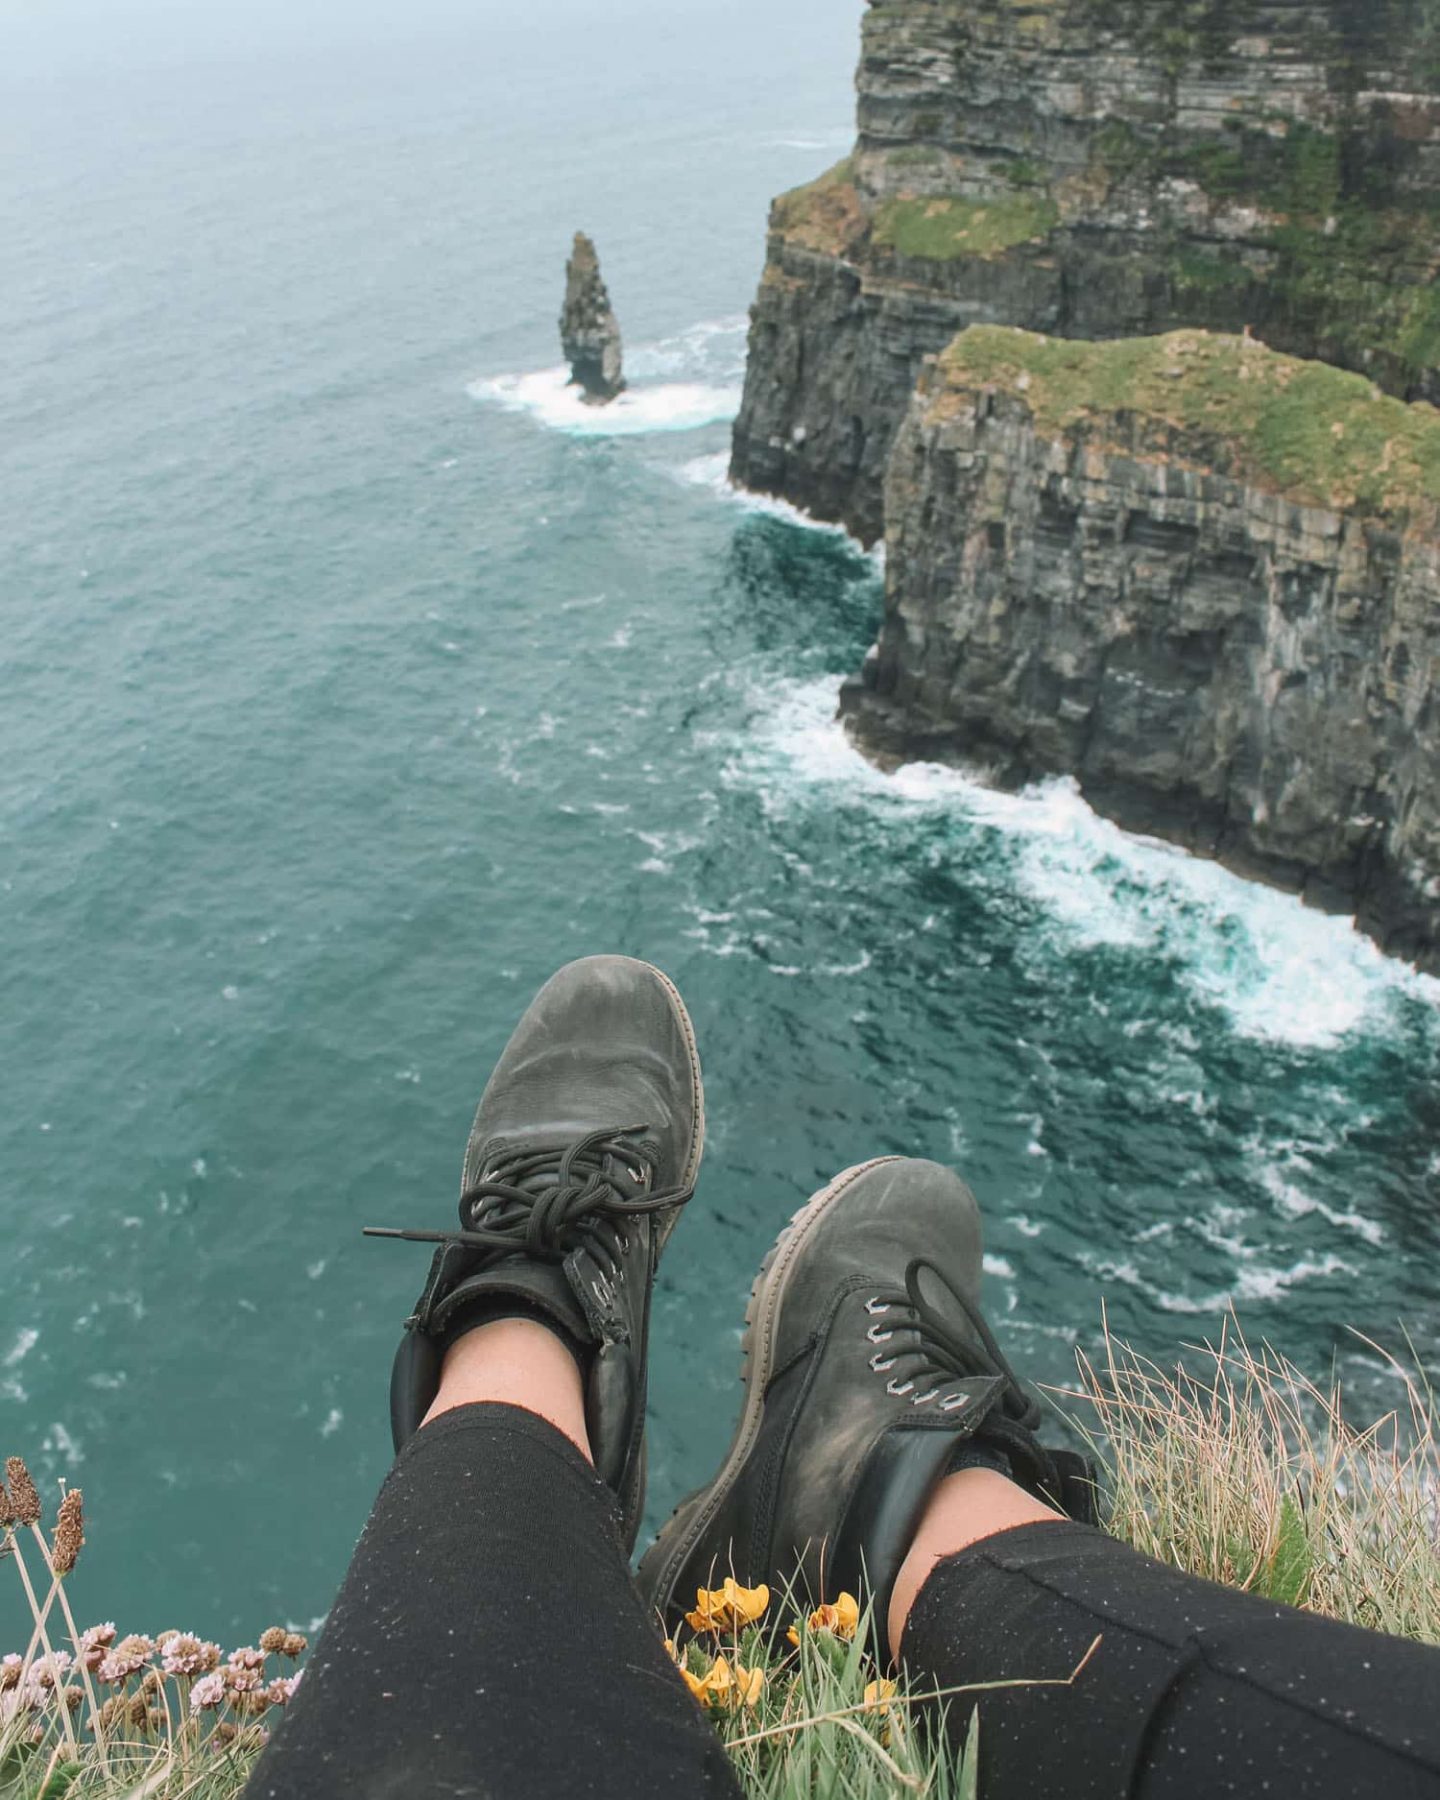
top-left (731, 0), bottom-right (1440, 541)
top-left (841, 328), bottom-right (1440, 968)
top-left (561, 232), bottom-right (625, 404)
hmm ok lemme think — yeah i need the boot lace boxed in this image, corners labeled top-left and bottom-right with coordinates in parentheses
top-left (864, 1257), bottom-right (1041, 1424)
top-left (364, 1125), bottom-right (691, 1275)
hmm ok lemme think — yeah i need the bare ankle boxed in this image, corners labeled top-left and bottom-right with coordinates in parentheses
top-left (886, 1467), bottom-right (1061, 1659)
top-left (423, 1316), bottom-right (592, 1462)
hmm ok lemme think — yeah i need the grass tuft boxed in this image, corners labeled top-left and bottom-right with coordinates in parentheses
top-left (1066, 1311), bottom-right (1440, 1645)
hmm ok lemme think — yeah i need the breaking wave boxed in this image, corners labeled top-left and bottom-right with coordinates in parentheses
top-left (729, 674), bottom-right (1440, 1052)
top-left (470, 317), bottom-right (746, 438)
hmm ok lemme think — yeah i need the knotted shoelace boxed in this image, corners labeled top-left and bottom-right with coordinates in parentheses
top-left (867, 1256), bottom-right (1041, 1425)
top-left (365, 1124), bottom-right (692, 1275)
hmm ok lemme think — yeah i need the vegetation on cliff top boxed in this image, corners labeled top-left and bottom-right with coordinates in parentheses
top-left (772, 161), bottom-right (1059, 265)
top-left (771, 158), bottom-right (866, 256)
top-left (871, 192), bottom-right (1059, 262)
top-left (5, 1321), bottom-right (1437, 1797)
top-left (937, 325), bottom-right (1440, 525)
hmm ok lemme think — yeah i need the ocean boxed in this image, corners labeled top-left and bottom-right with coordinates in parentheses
top-left (2, 0), bottom-right (1437, 1645)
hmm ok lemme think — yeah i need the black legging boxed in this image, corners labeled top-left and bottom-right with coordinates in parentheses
top-left (249, 1404), bottom-right (1440, 1799)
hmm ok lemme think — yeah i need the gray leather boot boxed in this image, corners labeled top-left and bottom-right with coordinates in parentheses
top-left (367, 954), bottom-right (704, 1550)
top-left (637, 1157), bottom-right (1096, 1630)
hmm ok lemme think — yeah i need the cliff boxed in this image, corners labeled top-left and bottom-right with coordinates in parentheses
top-left (731, 0), bottom-right (1440, 542)
top-left (840, 327), bottom-right (1440, 969)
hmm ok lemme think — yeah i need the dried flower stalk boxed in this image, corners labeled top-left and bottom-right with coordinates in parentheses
top-left (50, 1489), bottom-right (83, 1575)
top-left (5, 1458), bottom-right (41, 1528)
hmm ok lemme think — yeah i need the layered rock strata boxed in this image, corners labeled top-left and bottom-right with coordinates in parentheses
top-left (841, 327), bottom-right (1440, 968)
top-left (732, 0), bottom-right (1440, 541)
top-left (561, 232), bottom-right (625, 404)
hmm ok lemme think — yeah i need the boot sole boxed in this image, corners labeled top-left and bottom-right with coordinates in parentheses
top-left (635, 1155), bottom-right (902, 1611)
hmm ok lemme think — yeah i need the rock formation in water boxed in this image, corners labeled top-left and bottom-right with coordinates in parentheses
top-left (731, 0), bottom-right (1440, 544)
top-left (561, 232), bottom-right (625, 404)
top-left (840, 328), bottom-right (1440, 970)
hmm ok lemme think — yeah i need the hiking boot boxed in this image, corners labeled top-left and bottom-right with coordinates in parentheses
top-left (367, 954), bottom-right (704, 1550)
top-left (637, 1157), bottom-right (1095, 1629)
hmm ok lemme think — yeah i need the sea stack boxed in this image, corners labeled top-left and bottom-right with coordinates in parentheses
top-left (560, 232), bottom-right (625, 404)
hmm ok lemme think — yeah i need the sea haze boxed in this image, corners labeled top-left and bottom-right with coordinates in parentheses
top-left (2, 0), bottom-right (1436, 1643)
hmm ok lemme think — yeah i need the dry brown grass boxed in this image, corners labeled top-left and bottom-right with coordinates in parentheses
top-left (1063, 1311), bottom-right (1440, 1644)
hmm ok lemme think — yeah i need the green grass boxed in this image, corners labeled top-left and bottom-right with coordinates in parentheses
top-left (4, 1317), bottom-right (1437, 1796)
top-left (872, 192), bottom-right (1059, 262)
top-left (935, 324), bottom-right (1440, 524)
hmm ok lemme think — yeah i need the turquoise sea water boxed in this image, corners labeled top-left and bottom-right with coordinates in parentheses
top-left (3, 2), bottom-right (1438, 1646)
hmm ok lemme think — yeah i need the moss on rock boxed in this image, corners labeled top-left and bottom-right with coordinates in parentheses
top-left (872, 191), bottom-right (1059, 261)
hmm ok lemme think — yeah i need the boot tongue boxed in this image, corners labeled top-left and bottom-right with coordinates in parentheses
top-left (907, 1261), bottom-right (983, 1375)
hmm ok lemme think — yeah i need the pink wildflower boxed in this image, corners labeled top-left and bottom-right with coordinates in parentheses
top-left (264, 1674), bottom-right (301, 1706)
top-left (77, 1623), bottom-right (117, 1672)
top-left (29, 1650), bottom-right (71, 1690)
top-left (189, 1673), bottom-right (226, 1713)
top-left (160, 1633), bottom-right (222, 1676)
top-left (97, 1634), bottom-right (155, 1683)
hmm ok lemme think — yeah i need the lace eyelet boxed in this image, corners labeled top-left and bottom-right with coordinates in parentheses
top-left (939, 1392), bottom-right (970, 1412)
top-left (866, 1323), bottom-right (894, 1345)
top-left (865, 1297), bottom-right (891, 1315)
top-left (870, 1353), bottom-right (897, 1373)
top-left (910, 1386), bottom-right (941, 1407)
top-left (886, 1377), bottom-right (915, 1398)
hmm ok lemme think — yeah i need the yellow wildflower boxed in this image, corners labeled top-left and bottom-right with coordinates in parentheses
top-left (863, 1677), bottom-right (897, 1711)
top-left (684, 1577), bottom-right (771, 1634)
top-left (730, 1662), bottom-right (765, 1708)
top-left (681, 1654), bottom-right (765, 1710)
top-left (786, 1590), bottom-right (861, 1645)
top-left (864, 1676), bottom-right (902, 1746)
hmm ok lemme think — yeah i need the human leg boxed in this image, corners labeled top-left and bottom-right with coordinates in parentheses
top-left (249, 1396), bottom-right (739, 1800)
top-left (898, 1509), bottom-right (1440, 1798)
top-left (252, 956), bottom-right (738, 1798)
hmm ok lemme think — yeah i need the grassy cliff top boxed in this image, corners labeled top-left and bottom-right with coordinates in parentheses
top-left (771, 158), bottom-right (867, 255)
top-left (935, 325), bottom-right (1440, 525)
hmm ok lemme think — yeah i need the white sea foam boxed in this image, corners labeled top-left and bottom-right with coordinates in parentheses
top-left (626, 317), bottom-right (748, 383)
top-left (764, 128), bottom-right (855, 153)
top-left (675, 451), bottom-right (878, 555)
top-left (471, 317), bottom-right (747, 438)
top-left (471, 366), bottom-right (740, 436)
top-left (1154, 1254), bottom-right (1355, 1314)
top-left (729, 674), bottom-right (1440, 1051)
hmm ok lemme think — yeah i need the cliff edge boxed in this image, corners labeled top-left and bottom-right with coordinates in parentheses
top-left (732, 0), bottom-right (1440, 542)
top-left (841, 327), bottom-right (1440, 968)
